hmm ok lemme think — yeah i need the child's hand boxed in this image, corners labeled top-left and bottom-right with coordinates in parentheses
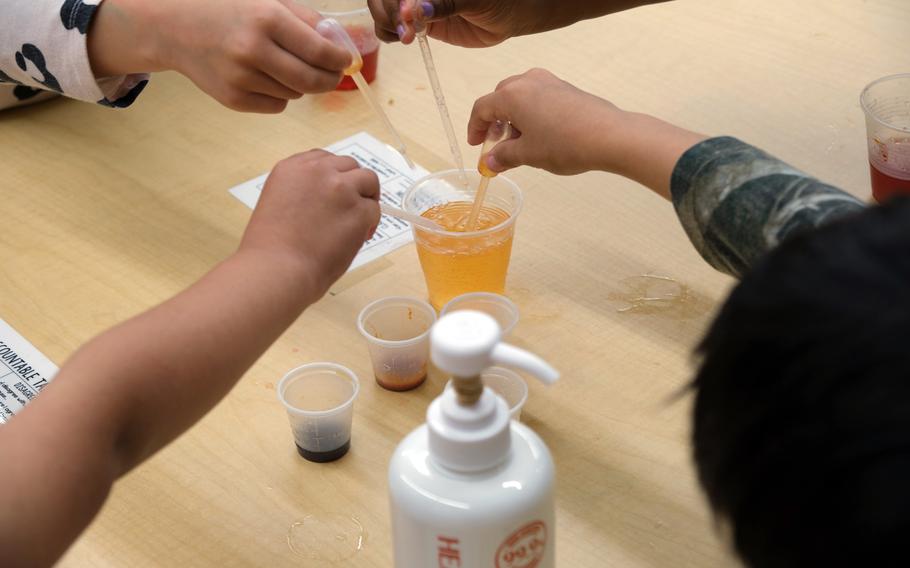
top-left (468, 68), bottom-right (625, 175)
top-left (239, 150), bottom-right (380, 297)
top-left (162, 0), bottom-right (351, 112)
top-left (369, 1), bottom-right (666, 47)
top-left (116, 0), bottom-right (352, 113)
top-left (369, 0), bottom-right (545, 47)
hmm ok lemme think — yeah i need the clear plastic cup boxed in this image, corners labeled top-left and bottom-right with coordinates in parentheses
top-left (440, 292), bottom-right (519, 337)
top-left (402, 169), bottom-right (523, 310)
top-left (277, 363), bottom-right (360, 462)
top-left (357, 297), bottom-right (437, 391)
top-left (300, 0), bottom-right (379, 90)
top-left (861, 73), bottom-right (910, 202)
top-left (446, 367), bottom-right (528, 421)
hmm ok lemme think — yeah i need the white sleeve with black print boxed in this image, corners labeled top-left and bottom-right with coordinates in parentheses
top-left (0, 0), bottom-right (149, 111)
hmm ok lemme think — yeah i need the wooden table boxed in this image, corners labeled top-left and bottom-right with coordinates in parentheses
top-left (1, 0), bottom-right (906, 565)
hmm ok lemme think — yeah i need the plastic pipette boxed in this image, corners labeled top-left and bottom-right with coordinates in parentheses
top-left (380, 202), bottom-right (442, 231)
top-left (316, 19), bottom-right (416, 170)
top-left (411, 11), bottom-right (468, 186)
top-left (466, 121), bottom-right (513, 230)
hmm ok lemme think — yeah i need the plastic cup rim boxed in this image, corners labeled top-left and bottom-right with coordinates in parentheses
top-left (277, 362), bottom-right (360, 417)
top-left (439, 292), bottom-right (519, 336)
top-left (403, 168), bottom-right (524, 238)
top-left (317, 4), bottom-right (370, 17)
top-left (357, 296), bottom-right (437, 348)
top-left (860, 73), bottom-right (910, 134)
top-left (485, 367), bottom-right (529, 414)
top-left (445, 366), bottom-right (529, 415)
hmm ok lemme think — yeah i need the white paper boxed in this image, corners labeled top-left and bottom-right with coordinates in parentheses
top-left (0, 318), bottom-right (58, 424)
top-left (229, 132), bottom-right (430, 271)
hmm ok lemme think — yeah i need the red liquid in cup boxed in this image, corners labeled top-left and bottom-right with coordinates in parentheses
top-left (336, 26), bottom-right (379, 91)
top-left (870, 161), bottom-right (910, 203)
top-left (869, 136), bottom-right (910, 203)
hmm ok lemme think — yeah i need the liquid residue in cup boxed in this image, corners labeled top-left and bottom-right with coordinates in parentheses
top-left (287, 513), bottom-right (366, 563)
top-left (376, 358), bottom-right (427, 391)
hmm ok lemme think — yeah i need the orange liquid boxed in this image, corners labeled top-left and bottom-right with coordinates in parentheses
top-left (417, 202), bottom-right (514, 310)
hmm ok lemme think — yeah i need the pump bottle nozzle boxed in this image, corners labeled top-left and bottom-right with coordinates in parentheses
top-left (431, 311), bottom-right (559, 405)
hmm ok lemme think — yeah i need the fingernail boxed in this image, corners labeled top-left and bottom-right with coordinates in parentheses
top-left (396, 24), bottom-right (407, 40)
top-left (485, 154), bottom-right (503, 173)
top-left (421, 2), bottom-right (434, 18)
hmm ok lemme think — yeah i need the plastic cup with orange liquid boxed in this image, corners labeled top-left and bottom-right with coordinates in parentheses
top-left (277, 363), bottom-right (360, 462)
top-left (861, 73), bottom-right (910, 202)
top-left (301, 0), bottom-right (379, 90)
top-left (401, 170), bottom-right (523, 310)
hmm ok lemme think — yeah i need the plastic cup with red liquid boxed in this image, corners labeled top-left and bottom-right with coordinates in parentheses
top-left (301, 0), bottom-right (379, 90)
top-left (861, 74), bottom-right (910, 202)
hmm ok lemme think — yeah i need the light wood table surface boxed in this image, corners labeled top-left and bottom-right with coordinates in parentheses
top-left (1, 0), bottom-right (906, 565)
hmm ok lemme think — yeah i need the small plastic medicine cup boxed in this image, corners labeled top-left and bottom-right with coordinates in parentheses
top-left (357, 296), bottom-right (437, 391)
top-left (277, 363), bottom-right (360, 463)
top-left (440, 292), bottom-right (519, 337)
top-left (446, 367), bottom-right (528, 421)
top-left (861, 73), bottom-right (910, 202)
top-left (300, 0), bottom-right (379, 90)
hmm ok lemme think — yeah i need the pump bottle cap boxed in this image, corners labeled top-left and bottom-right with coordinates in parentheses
top-left (431, 311), bottom-right (559, 383)
top-left (427, 311), bottom-right (559, 472)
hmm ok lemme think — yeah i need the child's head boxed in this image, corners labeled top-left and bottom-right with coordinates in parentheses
top-left (692, 197), bottom-right (910, 567)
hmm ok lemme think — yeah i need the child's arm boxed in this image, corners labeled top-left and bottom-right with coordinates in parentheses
top-left (0, 150), bottom-right (380, 567)
top-left (469, 68), bottom-right (865, 277)
top-left (468, 68), bottom-right (707, 196)
top-left (1, 0), bottom-right (350, 113)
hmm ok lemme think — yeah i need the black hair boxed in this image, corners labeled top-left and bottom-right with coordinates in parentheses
top-left (692, 196), bottom-right (910, 567)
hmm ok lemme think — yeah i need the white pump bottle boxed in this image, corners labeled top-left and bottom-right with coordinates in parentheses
top-left (388, 311), bottom-right (559, 568)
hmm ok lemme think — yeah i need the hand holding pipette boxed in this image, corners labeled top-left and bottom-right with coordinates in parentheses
top-left (466, 121), bottom-right (513, 230)
top-left (371, 0), bottom-right (651, 47)
top-left (408, 2), bottom-right (469, 185)
top-left (316, 19), bottom-right (416, 170)
top-left (467, 68), bottom-right (709, 199)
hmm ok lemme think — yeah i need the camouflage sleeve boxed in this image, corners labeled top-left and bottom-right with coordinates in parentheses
top-left (670, 137), bottom-right (866, 278)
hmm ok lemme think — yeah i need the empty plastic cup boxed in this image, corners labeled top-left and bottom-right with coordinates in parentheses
top-left (402, 169), bottom-right (523, 310)
top-left (440, 292), bottom-right (519, 337)
top-left (301, 0), bottom-right (379, 90)
top-left (357, 297), bottom-right (437, 391)
top-left (278, 363), bottom-right (360, 462)
top-left (861, 73), bottom-right (910, 202)
top-left (446, 367), bottom-right (528, 421)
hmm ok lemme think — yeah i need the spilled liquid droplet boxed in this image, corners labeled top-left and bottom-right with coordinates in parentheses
top-left (608, 274), bottom-right (707, 319)
top-left (287, 513), bottom-right (366, 564)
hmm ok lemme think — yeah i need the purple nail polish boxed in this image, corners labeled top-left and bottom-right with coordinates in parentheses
top-left (421, 2), bottom-right (435, 19)
top-left (396, 24), bottom-right (407, 40)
